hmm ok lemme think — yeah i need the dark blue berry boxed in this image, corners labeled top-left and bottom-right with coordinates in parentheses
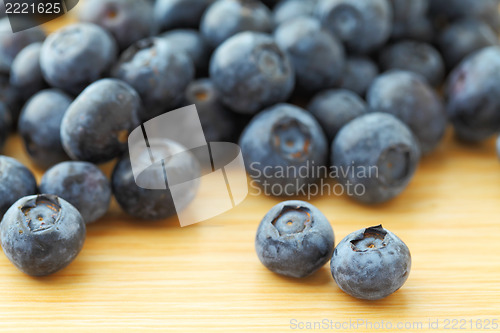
top-left (0, 102), bottom-right (10, 151)
top-left (274, 17), bottom-right (345, 94)
top-left (367, 70), bottom-right (447, 154)
top-left (201, 0), bottom-right (272, 49)
top-left (112, 37), bottom-right (194, 122)
top-left (379, 41), bottom-right (445, 87)
top-left (112, 139), bottom-right (200, 220)
top-left (340, 56), bottom-right (379, 97)
top-left (332, 113), bottom-right (420, 204)
top-left (78, 0), bottom-right (154, 51)
top-left (446, 46), bottom-right (500, 142)
top-left (256, 200), bottom-right (334, 278)
top-left (316, 0), bottom-right (393, 54)
top-left (9, 42), bottom-right (46, 100)
top-left (210, 32), bottom-right (295, 114)
top-left (18, 89), bottom-right (71, 169)
top-left (438, 19), bottom-right (498, 70)
top-left (272, 0), bottom-right (318, 27)
top-left (239, 104), bottom-right (328, 196)
top-left (160, 29), bottom-right (210, 75)
top-left (40, 23), bottom-right (117, 95)
top-left (331, 225), bottom-right (411, 300)
top-left (0, 194), bottom-right (86, 276)
top-left (308, 89), bottom-right (368, 142)
top-left (154, 0), bottom-right (215, 32)
top-left (0, 156), bottom-right (37, 219)
top-left (60, 79), bottom-right (141, 164)
top-left (0, 18), bottom-right (45, 73)
top-left (40, 161), bottom-right (111, 224)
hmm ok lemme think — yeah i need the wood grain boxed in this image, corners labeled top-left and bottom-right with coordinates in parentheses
top-left (1, 13), bottom-right (500, 333)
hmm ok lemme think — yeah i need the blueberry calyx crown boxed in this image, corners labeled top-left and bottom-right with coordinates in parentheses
top-left (21, 195), bottom-right (61, 233)
top-left (350, 225), bottom-right (388, 252)
top-left (271, 117), bottom-right (312, 162)
top-left (271, 205), bottom-right (313, 236)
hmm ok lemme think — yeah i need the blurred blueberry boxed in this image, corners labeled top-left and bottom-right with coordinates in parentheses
top-left (340, 56), bottom-right (379, 97)
top-left (274, 17), bottom-right (345, 94)
top-left (446, 46), bottom-right (500, 142)
top-left (154, 0), bottom-right (215, 32)
top-left (389, 0), bottom-right (432, 41)
top-left (160, 29), bottom-right (210, 75)
top-left (184, 78), bottom-right (243, 142)
top-left (332, 113), bottom-right (420, 204)
top-left (308, 89), bottom-right (368, 142)
top-left (0, 156), bottom-right (37, 218)
top-left (40, 161), bottom-right (111, 224)
top-left (316, 0), bottom-right (393, 54)
top-left (9, 42), bottom-right (46, 101)
top-left (255, 200), bottom-right (334, 278)
top-left (112, 139), bottom-right (200, 220)
top-left (18, 89), bottom-right (72, 169)
top-left (201, 0), bottom-right (272, 49)
top-left (379, 41), bottom-right (445, 87)
top-left (61, 79), bottom-right (141, 163)
top-left (438, 19), bottom-right (499, 70)
top-left (0, 18), bottom-right (45, 74)
top-left (0, 73), bottom-right (23, 127)
top-left (78, 0), bottom-right (154, 50)
top-left (210, 32), bottom-right (295, 114)
top-left (40, 23), bottom-right (117, 95)
top-left (272, 0), bottom-right (318, 27)
top-left (112, 37), bottom-right (194, 122)
top-left (367, 70), bottom-right (447, 154)
top-left (0, 102), bottom-right (10, 151)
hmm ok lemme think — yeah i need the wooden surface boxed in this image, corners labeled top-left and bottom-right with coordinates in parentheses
top-left (1, 13), bottom-right (500, 333)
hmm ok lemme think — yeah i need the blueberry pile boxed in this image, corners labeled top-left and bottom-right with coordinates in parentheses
top-left (0, 0), bottom-right (497, 284)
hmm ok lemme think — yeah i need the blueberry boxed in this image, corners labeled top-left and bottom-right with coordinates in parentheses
top-left (438, 19), bottom-right (498, 70)
top-left (184, 78), bottom-right (243, 142)
top-left (18, 89), bottom-right (71, 169)
top-left (0, 194), bottom-right (86, 277)
top-left (40, 162), bottom-right (111, 224)
top-left (367, 71), bottom-right (447, 154)
top-left (429, 0), bottom-right (500, 33)
top-left (274, 17), bottom-right (345, 94)
top-left (160, 29), bottom-right (210, 75)
top-left (112, 139), bottom-right (200, 220)
top-left (331, 225), bottom-right (411, 300)
top-left (0, 102), bottom-right (11, 151)
top-left (210, 32), bottom-right (294, 114)
top-left (0, 18), bottom-right (45, 73)
top-left (40, 23), bottom-right (117, 95)
top-left (78, 0), bottom-right (154, 51)
top-left (308, 89), bottom-right (368, 142)
top-left (446, 46), bottom-right (500, 142)
top-left (0, 156), bottom-right (37, 218)
top-left (112, 37), bottom-right (194, 122)
top-left (389, 0), bottom-right (432, 41)
top-left (315, 0), bottom-right (393, 54)
top-left (60, 79), bottom-right (141, 164)
top-left (239, 104), bottom-right (328, 196)
top-left (340, 56), bottom-right (379, 97)
top-left (201, 0), bottom-right (272, 49)
top-left (9, 42), bottom-right (46, 100)
top-left (332, 113), bottom-right (420, 204)
top-left (0, 73), bottom-right (23, 126)
top-left (379, 41), bottom-right (445, 87)
top-left (272, 0), bottom-right (318, 27)
top-left (154, 0), bottom-right (214, 32)
top-left (255, 200), bottom-right (334, 278)
top-left (497, 135), bottom-right (500, 160)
